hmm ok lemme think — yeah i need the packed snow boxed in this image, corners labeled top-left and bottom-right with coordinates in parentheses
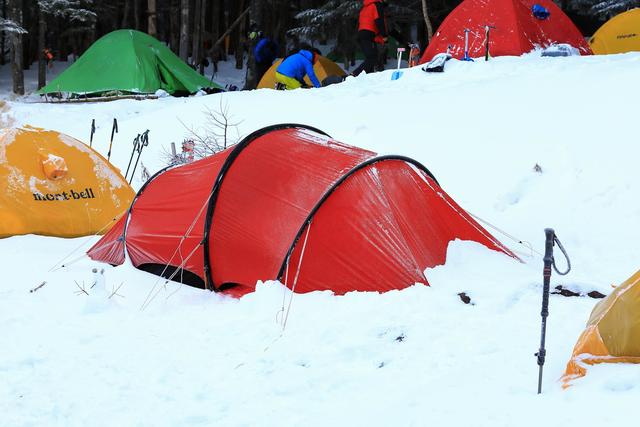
top-left (2, 51), bottom-right (640, 426)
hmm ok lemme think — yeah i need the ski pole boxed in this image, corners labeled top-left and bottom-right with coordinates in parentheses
top-left (124, 134), bottom-right (140, 181)
top-left (462, 29), bottom-right (473, 61)
top-left (107, 118), bottom-right (118, 162)
top-left (128, 130), bottom-right (149, 184)
top-left (536, 228), bottom-right (571, 394)
top-left (89, 119), bottom-right (95, 147)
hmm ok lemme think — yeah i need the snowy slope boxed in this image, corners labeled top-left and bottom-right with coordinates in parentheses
top-left (2, 52), bottom-right (640, 426)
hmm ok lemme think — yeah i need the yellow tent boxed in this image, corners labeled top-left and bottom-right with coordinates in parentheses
top-left (257, 55), bottom-right (347, 89)
top-left (589, 8), bottom-right (640, 54)
top-left (562, 269), bottom-right (640, 387)
top-left (0, 127), bottom-right (134, 238)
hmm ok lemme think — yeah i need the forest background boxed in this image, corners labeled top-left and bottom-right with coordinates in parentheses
top-left (0, 0), bottom-right (636, 94)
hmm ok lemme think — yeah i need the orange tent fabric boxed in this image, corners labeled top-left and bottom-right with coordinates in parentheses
top-left (257, 55), bottom-right (346, 89)
top-left (0, 127), bottom-right (134, 238)
top-left (562, 269), bottom-right (640, 387)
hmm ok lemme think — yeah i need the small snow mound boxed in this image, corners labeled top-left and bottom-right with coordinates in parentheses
top-left (154, 89), bottom-right (170, 98)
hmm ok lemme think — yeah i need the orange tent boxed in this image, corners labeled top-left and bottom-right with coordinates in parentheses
top-left (562, 269), bottom-right (640, 387)
top-left (0, 127), bottom-right (134, 238)
top-left (257, 55), bottom-right (346, 89)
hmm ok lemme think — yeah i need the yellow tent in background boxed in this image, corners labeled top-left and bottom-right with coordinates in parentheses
top-left (257, 55), bottom-right (347, 89)
top-left (562, 269), bottom-right (640, 387)
top-left (589, 8), bottom-right (640, 54)
top-left (0, 127), bottom-right (134, 238)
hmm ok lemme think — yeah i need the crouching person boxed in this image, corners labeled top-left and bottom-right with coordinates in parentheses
top-left (275, 49), bottom-right (322, 90)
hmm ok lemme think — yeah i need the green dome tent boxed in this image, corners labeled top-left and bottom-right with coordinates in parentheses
top-left (39, 29), bottom-right (222, 98)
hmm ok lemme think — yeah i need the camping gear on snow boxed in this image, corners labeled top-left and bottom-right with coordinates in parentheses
top-left (39, 29), bottom-right (222, 98)
top-left (88, 124), bottom-right (515, 296)
top-left (124, 130), bottom-right (150, 184)
top-left (408, 43), bottom-right (421, 67)
top-left (540, 44), bottom-right (580, 57)
top-left (321, 75), bottom-right (346, 87)
top-left (391, 47), bottom-right (406, 80)
top-left (107, 118), bottom-right (118, 162)
top-left (589, 8), bottom-right (640, 55)
top-left (531, 4), bottom-right (550, 20)
top-left (535, 228), bottom-right (571, 394)
top-left (562, 268), bottom-right (640, 387)
top-left (89, 119), bottom-right (96, 147)
top-left (0, 127), bottom-right (134, 238)
top-left (422, 52), bottom-right (452, 73)
top-left (484, 25), bottom-right (496, 61)
top-left (419, 0), bottom-right (591, 63)
top-left (257, 55), bottom-right (346, 89)
top-left (462, 29), bottom-right (474, 61)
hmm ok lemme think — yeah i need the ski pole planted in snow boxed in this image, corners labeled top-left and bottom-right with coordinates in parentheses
top-left (536, 228), bottom-right (571, 394)
top-left (89, 119), bottom-right (95, 147)
top-left (462, 29), bottom-right (473, 61)
top-left (107, 118), bottom-right (118, 162)
top-left (127, 130), bottom-right (149, 184)
top-left (391, 47), bottom-right (406, 80)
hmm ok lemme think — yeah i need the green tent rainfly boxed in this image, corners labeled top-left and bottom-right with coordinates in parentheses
top-left (39, 29), bottom-right (222, 97)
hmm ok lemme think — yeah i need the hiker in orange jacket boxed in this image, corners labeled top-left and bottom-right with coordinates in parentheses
top-left (352, 0), bottom-right (389, 76)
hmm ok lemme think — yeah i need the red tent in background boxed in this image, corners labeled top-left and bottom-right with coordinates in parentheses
top-left (88, 124), bottom-right (514, 296)
top-left (420, 0), bottom-right (591, 63)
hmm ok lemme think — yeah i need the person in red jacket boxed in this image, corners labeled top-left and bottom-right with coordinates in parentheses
top-left (352, 0), bottom-right (389, 76)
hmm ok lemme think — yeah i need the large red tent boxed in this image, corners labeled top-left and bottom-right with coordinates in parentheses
top-left (88, 124), bottom-right (513, 296)
top-left (420, 0), bottom-right (591, 63)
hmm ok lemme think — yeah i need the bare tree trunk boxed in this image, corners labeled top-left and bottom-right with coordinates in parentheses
top-left (122, 0), bottom-right (131, 28)
top-left (421, 0), bottom-right (434, 43)
top-left (191, 0), bottom-right (201, 68)
top-left (37, 4), bottom-right (45, 89)
top-left (148, 0), bottom-right (157, 37)
top-left (8, 0), bottom-right (24, 95)
top-left (244, 0), bottom-right (264, 90)
top-left (134, 0), bottom-right (140, 30)
top-left (233, 0), bottom-right (246, 70)
top-left (198, 0), bottom-right (206, 74)
top-left (169, 0), bottom-right (179, 52)
top-left (179, 0), bottom-right (189, 61)
top-left (0, 0), bottom-right (5, 66)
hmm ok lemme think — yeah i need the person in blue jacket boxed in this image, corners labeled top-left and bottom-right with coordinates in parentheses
top-left (275, 49), bottom-right (322, 90)
top-left (253, 32), bottom-right (278, 83)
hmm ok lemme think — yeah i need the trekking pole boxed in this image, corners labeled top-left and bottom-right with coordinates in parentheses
top-left (484, 25), bottom-right (496, 61)
top-left (462, 29), bottom-right (473, 61)
top-left (107, 118), bottom-right (118, 162)
top-left (89, 119), bottom-right (95, 147)
top-left (128, 130), bottom-right (149, 184)
top-left (536, 228), bottom-right (571, 394)
top-left (124, 134), bottom-right (141, 181)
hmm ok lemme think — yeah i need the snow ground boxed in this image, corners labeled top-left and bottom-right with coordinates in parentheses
top-left (2, 51), bottom-right (640, 426)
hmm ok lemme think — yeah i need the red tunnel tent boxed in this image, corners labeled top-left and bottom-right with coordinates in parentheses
top-left (88, 124), bottom-right (514, 296)
top-left (420, 0), bottom-right (591, 63)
